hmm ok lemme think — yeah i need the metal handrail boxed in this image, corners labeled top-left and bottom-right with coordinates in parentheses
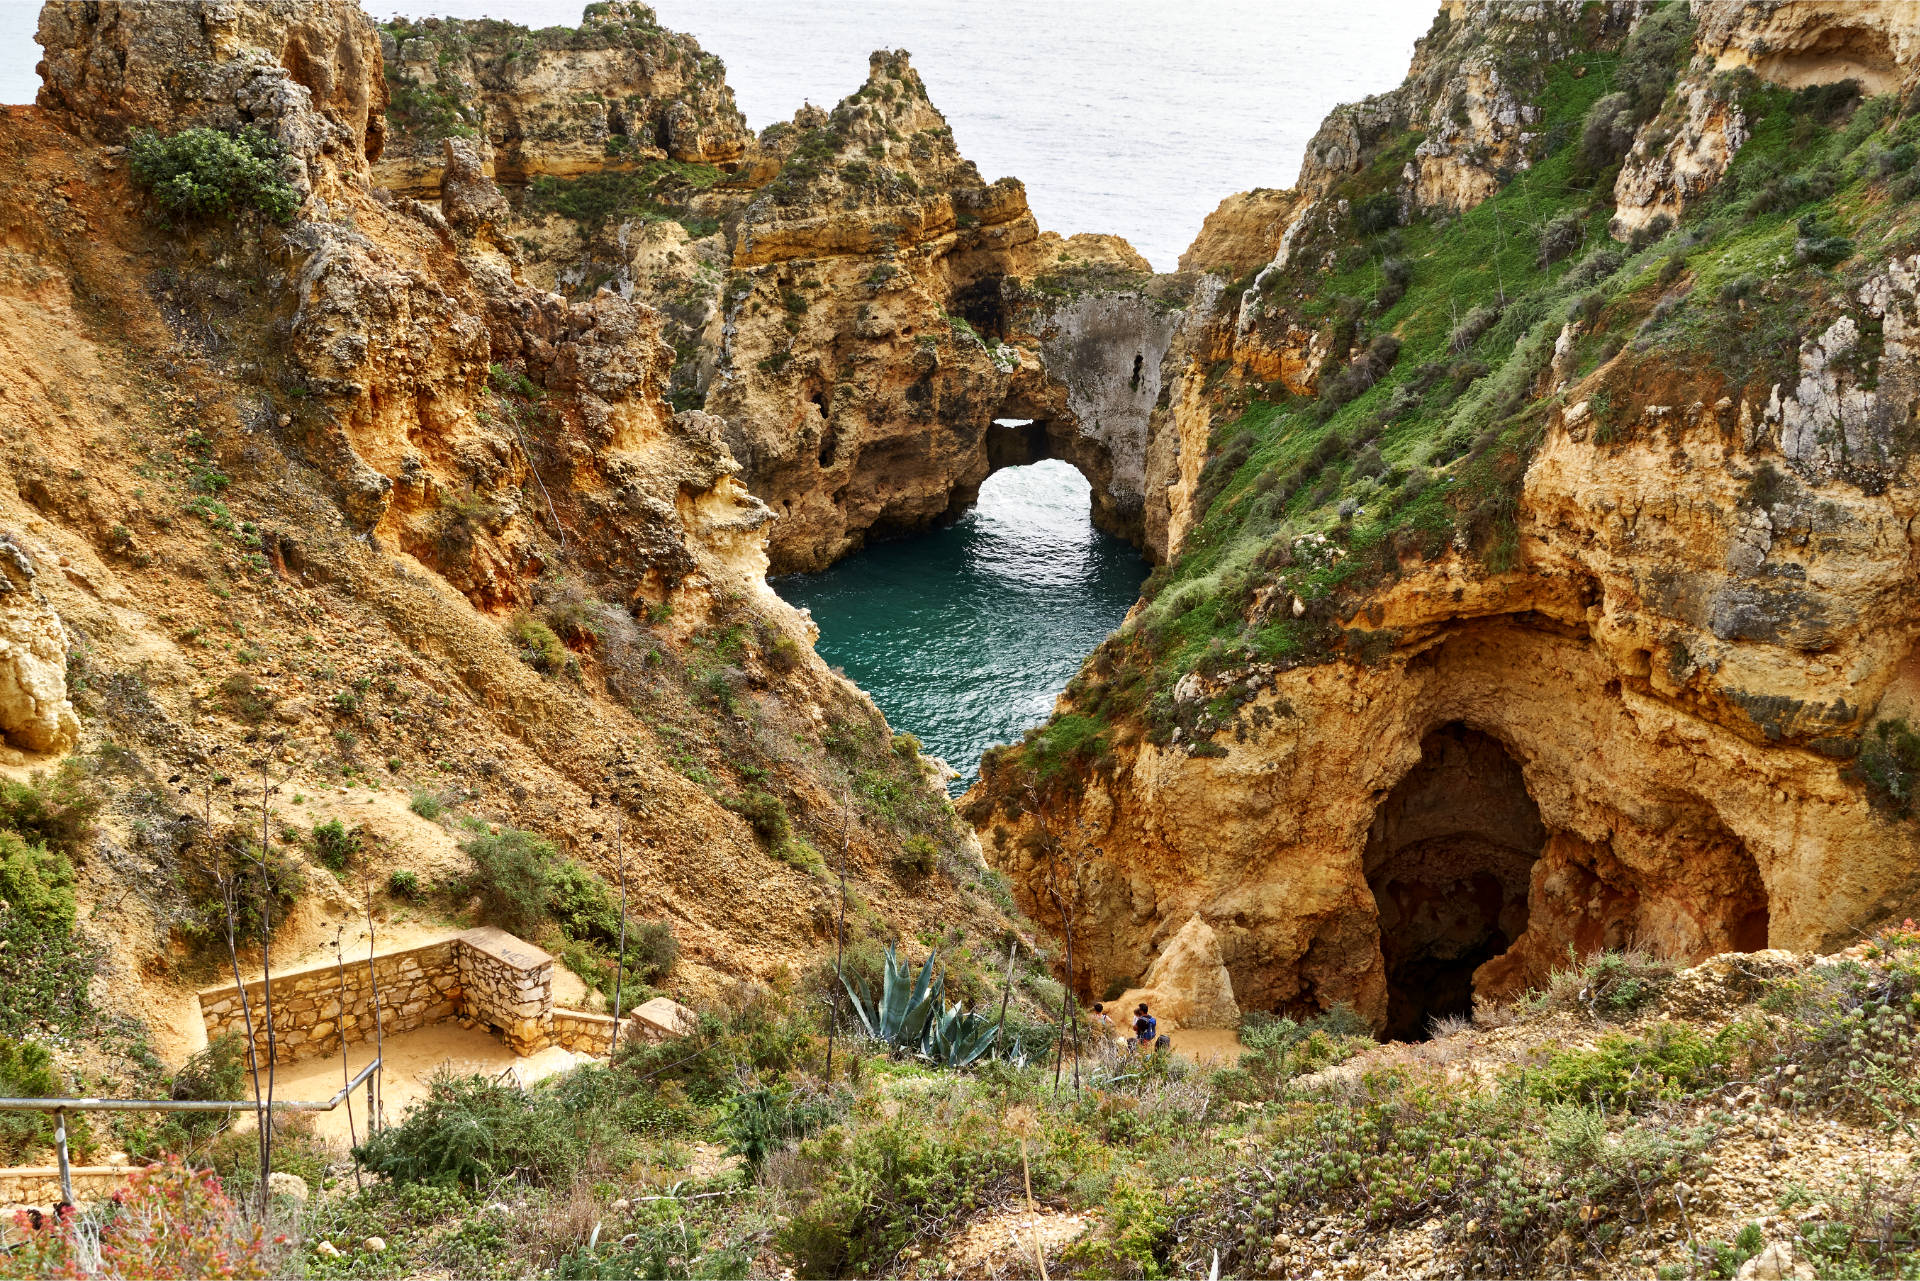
top-left (0, 1056), bottom-right (381, 1206)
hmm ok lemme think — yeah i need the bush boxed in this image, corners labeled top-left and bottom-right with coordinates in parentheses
top-left (168, 1033), bottom-right (247, 1141)
top-left (1520, 1024), bottom-right (1731, 1110)
top-left (175, 836), bottom-right (306, 958)
top-left (726, 788), bottom-right (791, 846)
top-left (307, 818), bottom-right (360, 873)
top-left (546, 857), bottom-right (621, 947)
top-left (0, 1156), bottom-right (269, 1279)
top-left (1536, 212), bottom-right (1583, 267)
top-left (1376, 256), bottom-right (1412, 308)
top-left (388, 868), bottom-right (422, 898)
top-left (0, 761), bottom-right (100, 859)
top-left (0, 830), bottom-right (75, 935)
top-left (462, 826), bottom-right (556, 936)
top-left (1795, 213), bottom-right (1855, 266)
top-left (0, 1036), bottom-right (88, 1162)
top-left (409, 789), bottom-right (448, 820)
top-left (1448, 305), bottom-right (1499, 354)
top-left (627, 919), bottom-right (678, 984)
top-left (892, 834), bottom-right (938, 881)
top-left (356, 1065), bottom-right (671, 1191)
top-left (1847, 718), bottom-right (1920, 816)
top-left (509, 612), bottom-right (568, 674)
top-left (128, 126), bottom-right (300, 224)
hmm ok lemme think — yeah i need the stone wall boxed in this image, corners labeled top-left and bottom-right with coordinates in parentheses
top-left (0, 1164), bottom-right (145, 1211)
top-left (548, 1008), bottom-right (633, 1056)
top-left (457, 927), bottom-right (554, 1054)
top-left (197, 928), bottom-right (551, 1065)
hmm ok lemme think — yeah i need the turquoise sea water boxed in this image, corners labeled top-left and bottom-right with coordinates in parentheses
top-left (773, 461), bottom-right (1148, 790)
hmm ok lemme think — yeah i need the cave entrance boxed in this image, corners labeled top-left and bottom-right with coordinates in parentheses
top-left (1364, 724), bottom-right (1546, 1041)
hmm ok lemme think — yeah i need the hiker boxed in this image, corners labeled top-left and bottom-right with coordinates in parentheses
top-left (1131, 1002), bottom-right (1156, 1050)
top-left (1092, 1002), bottom-right (1119, 1041)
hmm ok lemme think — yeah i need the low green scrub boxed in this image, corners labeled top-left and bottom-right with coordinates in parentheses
top-left (1516, 1024), bottom-right (1731, 1110)
top-left (0, 1036), bottom-right (89, 1161)
top-left (1847, 718), bottom-right (1920, 818)
top-left (462, 825), bottom-right (678, 989)
top-left (525, 161), bottom-right (723, 237)
top-left (128, 126), bottom-right (300, 224)
top-left (356, 1067), bottom-right (648, 1189)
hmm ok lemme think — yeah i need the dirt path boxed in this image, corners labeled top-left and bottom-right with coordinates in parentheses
top-left (260, 1024), bottom-right (589, 1146)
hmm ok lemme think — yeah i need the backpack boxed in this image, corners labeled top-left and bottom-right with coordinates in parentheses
top-left (1138, 1015), bottom-right (1156, 1041)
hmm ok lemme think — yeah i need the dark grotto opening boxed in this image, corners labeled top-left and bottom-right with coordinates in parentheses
top-left (1364, 723), bottom-right (1546, 1041)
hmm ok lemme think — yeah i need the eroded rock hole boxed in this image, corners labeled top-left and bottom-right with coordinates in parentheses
top-left (1365, 724), bottom-right (1544, 1041)
top-left (1129, 352), bottom-right (1144, 391)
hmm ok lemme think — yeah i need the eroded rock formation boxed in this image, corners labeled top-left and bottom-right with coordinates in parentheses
top-left (974, 0), bottom-right (1920, 1036)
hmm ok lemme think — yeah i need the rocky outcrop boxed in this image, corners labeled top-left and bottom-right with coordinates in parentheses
top-left (0, 537), bottom-right (80, 757)
top-left (1178, 189), bottom-right (1300, 278)
top-left (37, 0), bottom-right (387, 172)
top-left (1114, 914), bottom-right (1240, 1031)
top-left (700, 51), bottom-right (1199, 571)
top-left (373, 3), bottom-right (751, 196)
top-left (976, 3), bottom-right (1920, 1034)
top-left (1694, 0), bottom-right (1920, 96)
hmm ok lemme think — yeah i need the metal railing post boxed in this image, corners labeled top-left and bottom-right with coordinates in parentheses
top-left (53, 1107), bottom-right (73, 1206)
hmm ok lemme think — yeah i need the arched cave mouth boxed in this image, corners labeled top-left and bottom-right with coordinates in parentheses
top-left (1365, 723), bottom-right (1545, 1041)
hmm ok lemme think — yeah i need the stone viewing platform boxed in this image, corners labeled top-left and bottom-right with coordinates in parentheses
top-left (197, 927), bottom-right (696, 1065)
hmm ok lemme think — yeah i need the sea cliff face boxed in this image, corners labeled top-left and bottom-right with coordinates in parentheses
top-left (969, 0), bottom-right (1920, 1035)
top-left (6, 0), bottom-right (1021, 1041)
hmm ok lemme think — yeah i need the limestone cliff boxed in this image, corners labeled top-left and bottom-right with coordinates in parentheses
top-left (972, 0), bottom-right (1920, 1037)
top-left (7, 0), bottom-right (1020, 1064)
top-left (372, 3), bottom-right (751, 196)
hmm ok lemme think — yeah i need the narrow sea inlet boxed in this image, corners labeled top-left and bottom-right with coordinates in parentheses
top-left (773, 460), bottom-right (1149, 791)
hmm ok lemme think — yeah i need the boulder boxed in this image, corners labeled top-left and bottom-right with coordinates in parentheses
top-left (1116, 915), bottom-right (1241, 1032)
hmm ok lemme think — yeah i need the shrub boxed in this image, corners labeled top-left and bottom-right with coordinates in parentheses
top-left (0, 761), bottom-right (100, 858)
top-left (409, 789), bottom-right (448, 820)
top-left (356, 1067), bottom-right (650, 1190)
top-left (388, 868), bottom-right (422, 899)
top-left (1520, 1024), bottom-right (1731, 1110)
top-left (1448, 304), bottom-right (1499, 354)
top-left (168, 1033), bottom-right (247, 1140)
top-left (893, 834), bottom-right (938, 881)
top-left (546, 857), bottom-right (621, 947)
top-left (175, 836), bottom-right (306, 958)
top-left (627, 919), bottom-right (678, 984)
top-left (1846, 718), bottom-right (1920, 816)
top-left (461, 825), bottom-right (556, 936)
top-left (1376, 256), bottom-right (1412, 308)
top-left (1795, 213), bottom-right (1855, 266)
top-left (1536, 212), bottom-right (1583, 267)
top-left (0, 1156), bottom-right (268, 1279)
top-left (0, 830), bottom-right (75, 935)
top-left (308, 818), bottom-right (359, 873)
top-left (0, 1036), bottom-right (89, 1162)
top-left (128, 126), bottom-right (300, 224)
top-left (509, 612), bottom-right (567, 674)
top-left (1529, 947), bottom-right (1679, 1018)
top-left (726, 788), bottom-right (791, 846)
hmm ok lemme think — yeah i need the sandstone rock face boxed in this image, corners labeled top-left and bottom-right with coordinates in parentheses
top-left (1178, 189), bottom-right (1301, 277)
top-left (1610, 77), bottom-right (1748, 241)
top-left (1115, 914), bottom-right (1240, 1031)
top-left (982, 254), bottom-right (1920, 1032)
top-left (37, 0), bottom-right (388, 174)
top-left (0, 537), bottom-right (81, 756)
top-left (373, 3), bottom-right (751, 196)
top-left (1694, 0), bottom-right (1920, 97)
top-left (35, 0), bottom-right (778, 619)
top-left (702, 51), bottom-right (1173, 572)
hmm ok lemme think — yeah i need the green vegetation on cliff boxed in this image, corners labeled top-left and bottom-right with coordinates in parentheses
top-left (986, 8), bottom-right (1920, 805)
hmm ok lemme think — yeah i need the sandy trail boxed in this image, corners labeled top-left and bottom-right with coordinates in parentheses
top-left (261, 1024), bottom-right (589, 1145)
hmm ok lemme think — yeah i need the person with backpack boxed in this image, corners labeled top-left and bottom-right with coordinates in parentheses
top-left (1131, 1002), bottom-right (1156, 1050)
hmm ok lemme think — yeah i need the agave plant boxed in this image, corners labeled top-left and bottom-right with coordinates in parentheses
top-left (841, 945), bottom-right (1017, 1068)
